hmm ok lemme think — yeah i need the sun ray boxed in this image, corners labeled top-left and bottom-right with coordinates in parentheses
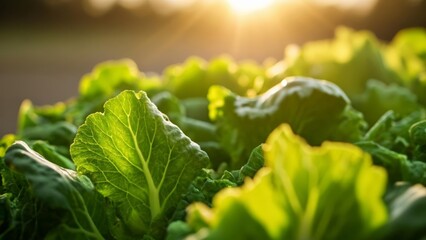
top-left (227, 0), bottom-right (275, 14)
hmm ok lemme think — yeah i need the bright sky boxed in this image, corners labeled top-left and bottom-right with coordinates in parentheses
top-left (227, 0), bottom-right (275, 14)
top-left (85, 0), bottom-right (378, 15)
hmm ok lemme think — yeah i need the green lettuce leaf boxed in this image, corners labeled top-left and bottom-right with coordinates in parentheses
top-left (170, 168), bottom-right (239, 224)
top-left (352, 79), bottom-right (422, 125)
top-left (20, 121), bottom-right (77, 147)
top-left (362, 110), bottom-right (426, 157)
top-left (386, 28), bottom-right (426, 105)
top-left (79, 59), bottom-right (144, 101)
top-left (383, 183), bottom-right (426, 240)
top-left (238, 145), bottom-right (264, 181)
top-left (17, 99), bottom-right (67, 133)
top-left (410, 120), bottom-right (426, 162)
top-left (151, 91), bottom-right (228, 168)
top-left (186, 124), bottom-right (388, 240)
top-left (171, 145), bottom-right (264, 223)
top-left (151, 91), bottom-right (217, 144)
top-left (277, 27), bottom-right (398, 97)
top-left (356, 112), bottom-right (426, 185)
top-left (166, 221), bottom-right (193, 240)
top-left (181, 98), bottom-right (210, 122)
top-left (391, 28), bottom-right (426, 61)
top-left (70, 90), bottom-right (209, 238)
top-left (163, 57), bottom-right (207, 99)
top-left (66, 59), bottom-right (162, 126)
top-left (163, 56), bottom-right (268, 99)
top-left (31, 140), bottom-right (75, 170)
top-left (209, 77), bottom-right (366, 168)
top-left (3, 141), bottom-right (108, 239)
top-left (356, 141), bottom-right (408, 183)
top-left (17, 99), bottom-right (77, 147)
top-left (0, 135), bottom-right (15, 158)
top-left (356, 140), bottom-right (426, 186)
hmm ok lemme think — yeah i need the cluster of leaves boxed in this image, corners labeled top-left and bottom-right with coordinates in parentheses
top-left (1, 27), bottom-right (426, 239)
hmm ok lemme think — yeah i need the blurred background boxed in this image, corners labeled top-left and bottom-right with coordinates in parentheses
top-left (1, 0), bottom-right (426, 136)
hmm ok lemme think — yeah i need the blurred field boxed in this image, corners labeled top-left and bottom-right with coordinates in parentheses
top-left (1, 0), bottom-right (425, 136)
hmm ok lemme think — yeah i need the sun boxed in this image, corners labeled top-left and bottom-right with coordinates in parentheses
top-left (227, 0), bottom-right (275, 14)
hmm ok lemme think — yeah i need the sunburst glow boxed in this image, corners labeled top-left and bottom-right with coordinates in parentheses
top-left (227, 0), bottom-right (275, 14)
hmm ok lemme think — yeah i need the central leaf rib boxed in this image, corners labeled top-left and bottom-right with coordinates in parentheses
top-left (128, 116), bottom-right (161, 219)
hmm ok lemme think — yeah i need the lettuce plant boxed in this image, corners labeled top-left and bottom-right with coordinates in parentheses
top-left (184, 125), bottom-right (388, 240)
top-left (209, 77), bottom-right (366, 168)
top-left (70, 90), bottom-right (209, 239)
top-left (1, 27), bottom-right (426, 240)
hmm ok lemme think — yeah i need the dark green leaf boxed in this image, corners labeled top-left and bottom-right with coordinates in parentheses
top-left (353, 79), bottom-right (421, 125)
top-left (20, 121), bottom-right (77, 147)
top-left (383, 183), bottom-right (426, 240)
top-left (31, 141), bottom-right (75, 170)
top-left (209, 77), bottom-right (366, 168)
top-left (410, 120), bottom-right (426, 162)
top-left (4, 141), bottom-right (107, 239)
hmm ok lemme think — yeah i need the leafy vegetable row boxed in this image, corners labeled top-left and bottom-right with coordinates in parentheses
top-left (1, 27), bottom-right (426, 239)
